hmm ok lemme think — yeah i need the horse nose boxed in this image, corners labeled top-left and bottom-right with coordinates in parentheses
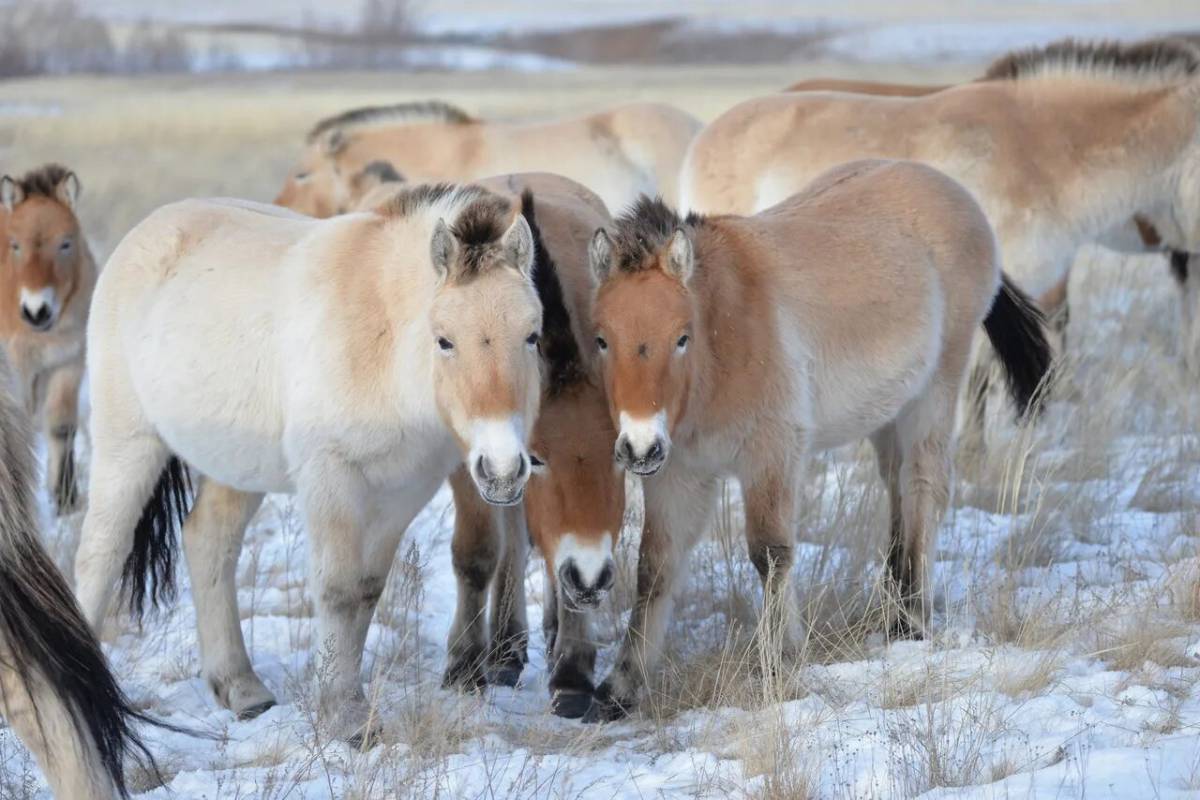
top-left (558, 558), bottom-right (615, 608)
top-left (645, 441), bottom-right (663, 462)
top-left (20, 303), bottom-right (52, 330)
top-left (616, 435), bottom-right (635, 464)
top-left (471, 452), bottom-right (530, 507)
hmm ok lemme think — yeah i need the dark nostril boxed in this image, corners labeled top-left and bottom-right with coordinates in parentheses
top-left (562, 562), bottom-right (583, 592)
top-left (475, 454), bottom-right (492, 481)
top-left (646, 441), bottom-right (663, 462)
top-left (617, 437), bottom-right (634, 462)
top-left (596, 562), bottom-right (614, 592)
top-left (515, 457), bottom-right (527, 480)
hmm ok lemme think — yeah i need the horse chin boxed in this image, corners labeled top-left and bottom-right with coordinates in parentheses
top-left (561, 590), bottom-right (603, 612)
top-left (479, 484), bottom-right (525, 507)
top-left (628, 460), bottom-right (663, 477)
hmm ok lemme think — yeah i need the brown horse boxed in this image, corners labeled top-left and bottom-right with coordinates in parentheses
top-left (582, 161), bottom-right (1052, 721)
top-left (0, 165), bottom-right (96, 513)
top-left (435, 174), bottom-right (626, 718)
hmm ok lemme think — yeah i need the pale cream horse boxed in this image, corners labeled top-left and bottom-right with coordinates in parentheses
top-left (0, 348), bottom-right (159, 798)
top-left (73, 185), bottom-right (544, 744)
top-left (0, 164), bottom-right (97, 513)
top-left (583, 161), bottom-right (1051, 721)
top-left (785, 39), bottom-right (1200, 349)
top-left (274, 100), bottom-right (701, 217)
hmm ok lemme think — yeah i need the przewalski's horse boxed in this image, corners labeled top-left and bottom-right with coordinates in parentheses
top-left (440, 174), bottom-right (625, 718)
top-left (783, 38), bottom-right (1200, 349)
top-left (73, 185), bottom-right (544, 744)
top-left (0, 349), bottom-right (158, 798)
top-left (0, 164), bottom-right (97, 513)
top-left (684, 39), bottom-right (1200, 373)
top-left (273, 100), bottom-right (701, 217)
top-left (583, 161), bottom-right (1052, 721)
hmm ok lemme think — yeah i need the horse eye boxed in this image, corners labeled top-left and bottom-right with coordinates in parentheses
top-left (526, 331), bottom-right (539, 347)
top-left (295, 171), bottom-right (310, 181)
top-left (437, 336), bottom-right (454, 351)
top-left (677, 334), bottom-right (690, 350)
top-left (59, 239), bottom-right (72, 252)
top-left (9, 241), bottom-right (17, 252)
top-left (595, 336), bottom-right (608, 352)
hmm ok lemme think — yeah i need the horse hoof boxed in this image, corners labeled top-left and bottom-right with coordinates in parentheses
top-left (442, 656), bottom-right (487, 694)
top-left (551, 690), bottom-right (593, 719)
top-left (346, 721), bottom-right (383, 751)
top-left (581, 683), bottom-right (633, 724)
top-left (235, 699), bottom-right (277, 721)
top-left (487, 664), bottom-right (523, 688)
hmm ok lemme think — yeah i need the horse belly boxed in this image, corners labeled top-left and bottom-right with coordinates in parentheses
top-left (127, 279), bottom-right (291, 493)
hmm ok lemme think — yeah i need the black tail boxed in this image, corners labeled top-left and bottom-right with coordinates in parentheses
top-left (982, 273), bottom-right (1054, 419)
top-left (521, 189), bottom-right (586, 396)
top-left (0, 371), bottom-right (160, 797)
top-left (119, 457), bottom-right (193, 621)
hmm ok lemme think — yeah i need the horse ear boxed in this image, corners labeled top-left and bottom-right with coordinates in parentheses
top-left (430, 218), bottom-right (456, 282)
top-left (322, 129), bottom-right (347, 157)
top-left (0, 177), bottom-right (22, 212)
top-left (55, 172), bottom-right (80, 209)
top-left (503, 213), bottom-right (534, 279)
top-left (589, 228), bottom-right (613, 287)
top-left (665, 228), bottom-right (694, 283)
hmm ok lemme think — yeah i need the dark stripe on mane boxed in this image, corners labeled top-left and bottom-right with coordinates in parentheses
top-left (983, 37), bottom-right (1200, 83)
top-left (454, 192), bottom-right (514, 277)
top-left (14, 163), bottom-right (71, 198)
top-left (307, 100), bottom-right (475, 143)
top-left (610, 195), bottom-right (704, 273)
top-left (522, 190), bottom-right (584, 396)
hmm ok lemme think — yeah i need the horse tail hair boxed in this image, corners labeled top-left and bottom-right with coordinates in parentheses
top-left (982, 272), bottom-right (1053, 419)
top-left (119, 456), bottom-right (193, 621)
top-left (0, 358), bottom-right (160, 797)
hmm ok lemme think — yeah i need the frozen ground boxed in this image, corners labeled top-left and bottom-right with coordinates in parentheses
top-left (0, 242), bottom-right (1198, 798)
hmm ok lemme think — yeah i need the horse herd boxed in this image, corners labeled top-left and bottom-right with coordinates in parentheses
top-left (1, 35), bottom-right (1199, 798)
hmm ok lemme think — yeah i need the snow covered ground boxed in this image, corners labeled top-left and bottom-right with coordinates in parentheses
top-left (1, 240), bottom-right (1198, 798)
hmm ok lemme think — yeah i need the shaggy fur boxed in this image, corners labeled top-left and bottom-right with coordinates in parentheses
top-left (10, 164), bottom-right (74, 199)
top-left (119, 457), bottom-right (193, 621)
top-left (306, 100), bottom-right (475, 143)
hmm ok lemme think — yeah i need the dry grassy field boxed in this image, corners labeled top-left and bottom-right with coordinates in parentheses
top-left (2, 64), bottom-right (1200, 799)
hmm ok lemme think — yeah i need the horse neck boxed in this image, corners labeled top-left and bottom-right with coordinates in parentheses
top-left (682, 221), bottom-right (771, 438)
top-left (1026, 80), bottom-right (1198, 243)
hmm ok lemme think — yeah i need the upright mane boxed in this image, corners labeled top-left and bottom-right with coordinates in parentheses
top-left (13, 163), bottom-right (72, 200)
top-left (983, 37), bottom-right (1200, 86)
top-left (608, 195), bottom-right (704, 273)
top-left (521, 191), bottom-right (584, 396)
top-left (379, 182), bottom-right (517, 280)
top-left (307, 100), bottom-right (476, 144)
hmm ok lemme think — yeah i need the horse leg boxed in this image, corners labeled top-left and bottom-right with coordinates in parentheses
top-left (548, 566), bottom-right (598, 718)
top-left (0, 662), bottom-right (117, 799)
top-left (487, 504), bottom-right (529, 687)
top-left (74, 435), bottom-right (171, 630)
top-left (443, 465), bottom-right (499, 691)
top-left (892, 383), bottom-right (957, 639)
top-left (870, 424), bottom-right (909, 636)
top-left (182, 479), bottom-right (274, 719)
top-left (1172, 252), bottom-right (1200, 374)
top-left (586, 469), bottom-right (719, 722)
top-left (42, 361), bottom-right (82, 515)
top-left (742, 458), bottom-right (803, 664)
top-left (298, 458), bottom-right (379, 745)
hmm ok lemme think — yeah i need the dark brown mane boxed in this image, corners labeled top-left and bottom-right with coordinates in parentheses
top-left (522, 190), bottom-right (584, 396)
top-left (15, 163), bottom-right (72, 200)
top-left (983, 37), bottom-right (1200, 85)
top-left (306, 100), bottom-right (476, 144)
top-left (379, 182), bottom-right (515, 278)
top-left (609, 195), bottom-right (704, 274)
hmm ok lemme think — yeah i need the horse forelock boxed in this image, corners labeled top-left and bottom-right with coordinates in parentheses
top-left (609, 196), bottom-right (704, 274)
top-left (306, 100), bottom-right (476, 144)
top-left (11, 164), bottom-right (73, 205)
top-left (983, 37), bottom-right (1200, 87)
